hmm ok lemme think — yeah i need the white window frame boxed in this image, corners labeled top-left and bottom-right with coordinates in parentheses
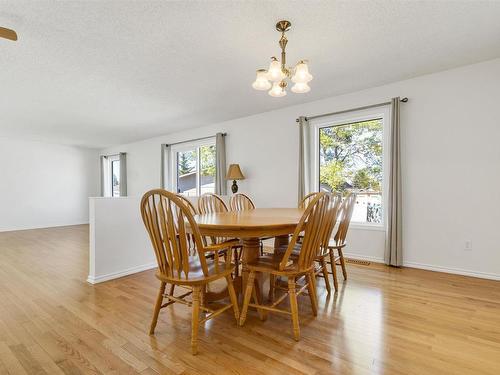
top-left (168, 138), bottom-right (216, 196)
top-left (310, 105), bottom-right (391, 230)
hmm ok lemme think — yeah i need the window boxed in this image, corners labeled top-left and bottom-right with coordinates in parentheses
top-left (312, 107), bottom-right (389, 226)
top-left (171, 140), bottom-right (216, 196)
top-left (101, 153), bottom-right (126, 197)
top-left (107, 155), bottom-right (121, 197)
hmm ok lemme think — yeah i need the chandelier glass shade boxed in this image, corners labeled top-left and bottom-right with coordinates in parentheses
top-left (291, 82), bottom-right (311, 93)
top-left (269, 81), bottom-right (287, 97)
top-left (252, 20), bottom-right (312, 97)
top-left (252, 69), bottom-right (272, 90)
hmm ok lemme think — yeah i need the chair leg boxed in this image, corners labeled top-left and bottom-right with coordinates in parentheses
top-left (150, 281), bottom-right (166, 335)
top-left (306, 271), bottom-right (318, 317)
top-left (329, 249), bottom-right (339, 292)
top-left (338, 248), bottom-right (347, 280)
top-left (168, 283), bottom-right (175, 296)
top-left (226, 275), bottom-right (240, 322)
top-left (320, 257), bottom-right (331, 294)
top-left (288, 277), bottom-right (300, 341)
top-left (200, 285), bottom-right (207, 317)
top-left (252, 279), bottom-right (266, 321)
top-left (239, 271), bottom-right (256, 326)
top-left (310, 271), bottom-right (318, 296)
top-left (191, 286), bottom-right (201, 355)
top-left (233, 248), bottom-right (239, 277)
top-left (268, 274), bottom-right (276, 302)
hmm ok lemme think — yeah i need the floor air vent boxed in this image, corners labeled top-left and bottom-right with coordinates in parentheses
top-left (345, 258), bottom-right (371, 266)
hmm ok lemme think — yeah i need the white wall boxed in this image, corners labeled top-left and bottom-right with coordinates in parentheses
top-left (88, 197), bottom-right (155, 283)
top-left (0, 137), bottom-right (99, 231)
top-left (102, 58), bottom-right (500, 280)
top-left (88, 195), bottom-right (224, 283)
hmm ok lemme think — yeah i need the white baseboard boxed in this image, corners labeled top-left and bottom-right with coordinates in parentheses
top-left (87, 262), bottom-right (157, 284)
top-left (343, 252), bottom-right (500, 281)
top-left (403, 261), bottom-right (500, 281)
top-left (85, 258), bottom-right (500, 285)
top-left (0, 222), bottom-right (89, 233)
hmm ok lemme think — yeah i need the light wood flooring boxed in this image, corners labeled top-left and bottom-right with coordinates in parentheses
top-left (0, 225), bottom-right (499, 374)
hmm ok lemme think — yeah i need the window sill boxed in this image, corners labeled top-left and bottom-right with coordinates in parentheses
top-left (349, 223), bottom-right (385, 232)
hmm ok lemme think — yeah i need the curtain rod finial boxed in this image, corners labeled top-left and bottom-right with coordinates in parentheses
top-left (401, 97), bottom-right (408, 102)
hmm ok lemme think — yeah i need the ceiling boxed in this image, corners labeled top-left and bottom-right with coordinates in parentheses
top-left (1, 1), bottom-right (500, 148)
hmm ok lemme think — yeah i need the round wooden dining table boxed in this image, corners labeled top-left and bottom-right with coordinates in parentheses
top-left (193, 208), bottom-right (304, 300)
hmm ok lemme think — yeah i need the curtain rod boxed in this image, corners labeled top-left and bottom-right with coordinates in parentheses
top-left (296, 97), bottom-right (408, 122)
top-left (164, 133), bottom-right (226, 147)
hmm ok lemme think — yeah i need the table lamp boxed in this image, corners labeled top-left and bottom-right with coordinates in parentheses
top-left (226, 164), bottom-right (245, 193)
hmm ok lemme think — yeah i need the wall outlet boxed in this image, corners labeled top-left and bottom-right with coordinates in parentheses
top-left (464, 240), bottom-right (472, 251)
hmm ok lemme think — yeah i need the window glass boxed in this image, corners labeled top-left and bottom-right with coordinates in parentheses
top-left (176, 149), bottom-right (197, 196)
top-left (319, 119), bottom-right (383, 223)
top-left (111, 159), bottom-right (120, 197)
top-left (199, 145), bottom-right (216, 195)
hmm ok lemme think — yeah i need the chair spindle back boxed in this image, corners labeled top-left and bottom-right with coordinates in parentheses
top-left (229, 193), bottom-right (256, 211)
top-left (198, 193), bottom-right (228, 214)
top-left (141, 189), bottom-right (208, 280)
top-left (176, 194), bottom-right (198, 215)
top-left (298, 192), bottom-right (320, 209)
top-left (318, 193), bottom-right (342, 254)
top-left (334, 193), bottom-right (357, 246)
top-left (280, 192), bottom-right (331, 272)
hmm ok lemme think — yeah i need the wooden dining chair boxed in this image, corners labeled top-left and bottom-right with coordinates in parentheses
top-left (177, 194), bottom-right (198, 215)
top-left (313, 192), bottom-right (342, 293)
top-left (328, 192), bottom-right (357, 291)
top-left (176, 194), bottom-right (198, 253)
top-left (197, 193), bottom-right (229, 247)
top-left (141, 189), bottom-right (240, 355)
top-left (270, 192), bottom-right (341, 296)
top-left (229, 193), bottom-right (268, 256)
top-left (239, 192), bottom-right (331, 341)
top-left (229, 193), bottom-right (256, 211)
top-left (296, 192), bottom-right (320, 244)
top-left (299, 192), bottom-right (320, 209)
top-left (198, 192), bottom-right (241, 275)
top-left (198, 192), bottom-right (229, 215)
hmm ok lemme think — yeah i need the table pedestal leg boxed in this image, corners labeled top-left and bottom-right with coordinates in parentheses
top-left (268, 235), bottom-right (290, 301)
top-left (241, 237), bottom-right (263, 302)
top-left (274, 235), bottom-right (290, 250)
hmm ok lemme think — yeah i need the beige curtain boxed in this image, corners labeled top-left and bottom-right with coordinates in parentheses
top-left (215, 133), bottom-right (227, 195)
top-left (385, 97), bottom-right (403, 266)
top-left (297, 116), bottom-right (312, 205)
top-left (99, 155), bottom-right (107, 197)
top-left (160, 144), bottom-right (170, 189)
top-left (119, 152), bottom-right (127, 197)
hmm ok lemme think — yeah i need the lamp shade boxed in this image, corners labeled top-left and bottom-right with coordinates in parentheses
top-left (252, 69), bottom-right (272, 90)
top-left (291, 82), bottom-right (311, 93)
top-left (268, 81), bottom-right (287, 97)
top-left (291, 61), bottom-right (313, 83)
top-left (267, 58), bottom-right (286, 82)
top-left (226, 164), bottom-right (245, 180)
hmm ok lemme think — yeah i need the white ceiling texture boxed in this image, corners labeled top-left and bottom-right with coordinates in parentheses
top-left (1, 0), bottom-right (500, 148)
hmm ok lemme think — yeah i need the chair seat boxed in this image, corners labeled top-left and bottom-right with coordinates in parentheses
top-left (275, 243), bottom-right (329, 260)
top-left (327, 239), bottom-right (346, 249)
top-left (156, 256), bottom-right (233, 285)
top-left (246, 254), bottom-right (303, 275)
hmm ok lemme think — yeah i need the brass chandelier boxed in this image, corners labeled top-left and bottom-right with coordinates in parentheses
top-left (252, 20), bottom-right (313, 97)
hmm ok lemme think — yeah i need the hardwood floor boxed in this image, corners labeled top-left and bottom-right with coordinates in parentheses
top-left (0, 225), bottom-right (499, 374)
